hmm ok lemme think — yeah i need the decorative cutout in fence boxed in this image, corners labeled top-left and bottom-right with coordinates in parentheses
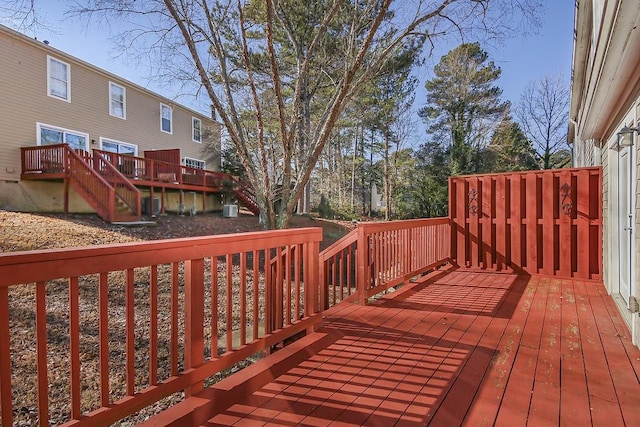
top-left (449, 167), bottom-right (602, 279)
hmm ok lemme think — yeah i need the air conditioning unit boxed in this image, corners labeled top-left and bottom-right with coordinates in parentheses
top-left (223, 204), bottom-right (238, 218)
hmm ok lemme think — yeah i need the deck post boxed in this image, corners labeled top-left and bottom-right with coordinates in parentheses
top-left (184, 258), bottom-right (205, 397)
top-left (356, 226), bottom-right (368, 305)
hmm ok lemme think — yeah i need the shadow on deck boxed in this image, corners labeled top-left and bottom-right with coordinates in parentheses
top-left (146, 268), bottom-right (640, 426)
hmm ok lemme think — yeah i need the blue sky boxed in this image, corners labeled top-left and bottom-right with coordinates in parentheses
top-left (7, 1), bottom-right (574, 142)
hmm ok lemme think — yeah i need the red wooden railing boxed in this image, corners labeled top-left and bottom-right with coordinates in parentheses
top-left (355, 218), bottom-right (452, 303)
top-left (93, 151), bottom-right (141, 219)
top-left (21, 145), bottom-right (141, 222)
top-left (319, 229), bottom-right (358, 307)
top-left (65, 147), bottom-right (117, 222)
top-left (449, 167), bottom-right (602, 279)
top-left (21, 144), bottom-right (67, 175)
top-left (94, 149), bottom-right (225, 190)
top-left (319, 218), bottom-right (451, 308)
top-left (0, 228), bottom-right (322, 426)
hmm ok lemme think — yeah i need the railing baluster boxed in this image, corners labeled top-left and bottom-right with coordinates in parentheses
top-left (295, 245), bottom-right (301, 321)
top-left (252, 251), bottom-right (259, 341)
top-left (0, 287), bottom-right (12, 427)
top-left (211, 257), bottom-right (219, 358)
top-left (170, 262), bottom-right (179, 376)
top-left (35, 282), bottom-right (49, 426)
top-left (275, 247), bottom-right (284, 329)
top-left (240, 252), bottom-right (247, 346)
top-left (126, 269), bottom-right (135, 396)
top-left (149, 265), bottom-right (158, 385)
top-left (226, 254), bottom-right (233, 352)
top-left (99, 273), bottom-right (109, 407)
top-left (69, 276), bottom-right (81, 419)
top-left (285, 246), bottom-right (292, 326)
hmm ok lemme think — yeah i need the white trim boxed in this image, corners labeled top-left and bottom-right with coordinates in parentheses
top-left (36, 122), bottom-right (88, 151)
top-left (46, 55), bottom-right (70, 102)
top-left (160, 103), bottom-right (173, 134)
top-left (99, 137), bottom-right (138, 156)
top-left (192, 116), bottom-right (202, 143)
top-left (108, 81), bottom-right (126, 120)
top-left (183, 156), bottom-right (206, 170)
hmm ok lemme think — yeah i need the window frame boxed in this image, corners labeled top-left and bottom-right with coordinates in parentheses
top-left (109, 82), bottom-right (127, 119)
top-left (160, 103), bottom-right (173, 134)
top-left (100, 137), bottom-right (138, 156)
top-left (183, 157), bottom-right (206, 170)
top-left (192, 117), bottom-right (203, 143)
top-left (47, 55), bottom-right (71, 102)
top-left (36, 122), bottom-right (89, 151)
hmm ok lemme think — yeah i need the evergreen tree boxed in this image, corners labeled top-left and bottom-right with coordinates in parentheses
top-left (481, 117), bottom-right (539, 172)
top-left (420, 42), bottom-right (509, 176)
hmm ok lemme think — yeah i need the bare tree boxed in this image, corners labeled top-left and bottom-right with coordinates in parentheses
top-left (67, 0), bottom-right (541, 229)
top-left (515, 73), bottom-right (571, 169)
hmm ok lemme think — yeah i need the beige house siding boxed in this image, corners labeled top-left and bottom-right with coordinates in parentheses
top-left (0, 25), bottom-right (221, 204)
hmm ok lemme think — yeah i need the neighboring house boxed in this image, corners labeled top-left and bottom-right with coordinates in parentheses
top-left (569, 0), bottom-right (640, 347)
top-left (0, 24), bottom-right (224, 218)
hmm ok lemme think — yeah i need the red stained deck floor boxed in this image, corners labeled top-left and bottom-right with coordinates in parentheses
top-left (149, 268), bottom-right (640, 426)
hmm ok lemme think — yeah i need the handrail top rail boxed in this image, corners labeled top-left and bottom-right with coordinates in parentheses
top-left (66, 146), bottom-right (116, 191)
top-left (357, 217), bottom-right (449, 234)
top-left (92, 148), bottom-right (225, 178)
top-left (93, 151), bottom-right (141, 195)
top-left (449, 165), bottom-right (602, 180)
top-left (319, 228), bottom-right (357, 261)
top-left (0, 227), bottom-right (323, 286)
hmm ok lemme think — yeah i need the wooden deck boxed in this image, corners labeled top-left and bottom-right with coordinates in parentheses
top-left (149, 268), bottom-right (640, 426)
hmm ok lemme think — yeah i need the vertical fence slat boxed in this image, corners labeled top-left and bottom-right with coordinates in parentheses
top-left (0, 287), bottom-right (12, 427)
top-left (558, 171), bottom-right (573, 277)
top-left (469, 177), bottom-right (479, 268)
top-left (495, 175), bottom-right (507, 271)
top-left (69, 276), bottom-right (81, 419)
top-left (510, 175), bottom-right (522, 270)
top-left (456, 180), bottom-right (467, 266)
top-left (481, 177), bottom-right (493, 268)
top-left (526, 173), bottom-right (539, 274)
top-left (98, 272), bottom-right (110, 407)
top-left (542, 171), bottom-right (555, 275)
top-left (577, 169), bottom-right (591, 279)
top-left (36, 282), bottom-right (49, 426)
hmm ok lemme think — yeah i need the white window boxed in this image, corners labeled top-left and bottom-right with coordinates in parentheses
top-left (47, 56), bottom-right (70, 101)
top-left (192, 117), bottom-right (202, 143)
top-left (160, 103), bottom-right (172, 134)
top-left (100, 138), bottom-right (137, 155)
top-left (37, 123), bottom-right (88, 151)
top-left (184, 157), bottom-right (206, 170)
top-left (109, 82), bottom-right (126, 119)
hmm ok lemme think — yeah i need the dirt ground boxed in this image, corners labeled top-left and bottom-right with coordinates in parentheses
top-left (0, 209), bottom-right (354, 253)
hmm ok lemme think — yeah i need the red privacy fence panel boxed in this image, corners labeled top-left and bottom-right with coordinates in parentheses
top-left (449, 167), bottom-right (602, 279)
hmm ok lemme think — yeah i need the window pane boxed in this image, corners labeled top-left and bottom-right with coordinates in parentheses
top-left (41, 128), bottom-right (63, 145)
top-left (110, 84), bottom-right (125, 118)
top-left (161, 105), bottom-right (172, 132)
top-left (65, 133), bottom-right (87, 151)
top-left (111, 99), bottom-right (124, 117)
top-left (119, 144), bottom-right (136, 155)
top-left (102, 141), bottom-right (118, 153)
top-left (49, 58), bottom-right (68, 100)
top-left (193, 118), bottom-right (202, 142)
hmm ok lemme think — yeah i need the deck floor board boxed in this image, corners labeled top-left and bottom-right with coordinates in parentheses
top-left (148, 269), bottom-right (640, 426)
